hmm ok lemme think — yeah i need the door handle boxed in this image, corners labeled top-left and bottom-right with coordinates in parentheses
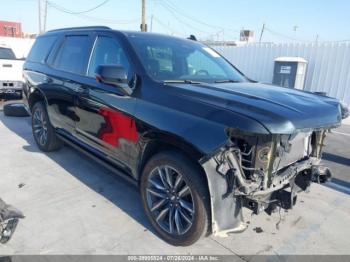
top-left (75, 86), bottom-right (89, 94)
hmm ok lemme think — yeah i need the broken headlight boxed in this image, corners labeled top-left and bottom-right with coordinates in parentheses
top-left (226, 129), bottom-right (277, 190)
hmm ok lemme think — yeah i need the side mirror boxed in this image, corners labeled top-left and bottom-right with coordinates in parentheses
top-left (95, 65), bottom-right (133, 95)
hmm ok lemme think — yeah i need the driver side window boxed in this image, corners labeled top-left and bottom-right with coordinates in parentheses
top-left (87, 36), bottom-right (130, 77)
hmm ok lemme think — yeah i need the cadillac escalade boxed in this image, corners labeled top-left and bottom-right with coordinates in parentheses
top-left (23, 26), bottom-right (347, 246)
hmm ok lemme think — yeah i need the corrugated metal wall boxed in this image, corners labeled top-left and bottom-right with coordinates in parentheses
top-left (211, 42), bottom-right (350, 106)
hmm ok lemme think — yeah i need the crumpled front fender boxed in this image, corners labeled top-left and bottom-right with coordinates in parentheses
top-left (201, 155), bottom-right (247, 237)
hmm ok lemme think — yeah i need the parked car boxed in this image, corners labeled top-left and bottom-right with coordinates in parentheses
top-left (0, 45), bottom-right (24, 100)
top-left (23, 26), bottom-right (345, 246)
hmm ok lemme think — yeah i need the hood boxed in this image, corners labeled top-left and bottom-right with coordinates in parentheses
top-left (168, 82), bottom-right (342, 134)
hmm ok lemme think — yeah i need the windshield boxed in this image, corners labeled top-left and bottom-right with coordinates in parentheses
top-left (127, 33), bottom-right (246, 83)
top-left (0, 47), bottom-right (16, 60)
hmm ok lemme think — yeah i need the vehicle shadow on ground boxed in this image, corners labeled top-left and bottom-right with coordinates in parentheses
top-left (323, 152), bottom-right (350, 166)
top-left (0, 113), bottom-right (156, 237)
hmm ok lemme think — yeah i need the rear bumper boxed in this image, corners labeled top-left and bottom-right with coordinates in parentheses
top-left (0, 89), bottom-right (22, 100)
top-left (0, 81), bottom-right (23, 100)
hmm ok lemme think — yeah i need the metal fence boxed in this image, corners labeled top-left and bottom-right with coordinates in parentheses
top-left (211, 42), bottom-right (350, 106)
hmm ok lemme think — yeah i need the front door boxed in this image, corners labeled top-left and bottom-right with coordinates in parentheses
top-left (75, 33), bottom-right (138, 176)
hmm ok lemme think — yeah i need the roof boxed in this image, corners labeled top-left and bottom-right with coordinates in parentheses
top-left (46, 26), bottom-right (111, 33)
top-left (43, 27), bottom-right (196, 44)
top-left (275, 57), bottom-right (308, 63)
top-left (44, 27), bottom-right (167, 39)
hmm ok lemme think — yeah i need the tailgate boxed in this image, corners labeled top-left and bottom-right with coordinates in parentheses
top-left (0, 59), bottom-right (24, 82)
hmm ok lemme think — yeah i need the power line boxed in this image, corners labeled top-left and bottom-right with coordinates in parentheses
top-left (153, 0), bottom-right (237, 39)
top-left (72, 0), bottom-right (110, 14)
top-left (154, 0), bottom-right (240, 40)
top-left (157, 1), bottom-right (214, 35)
top-left (262, 26), bottom-right (350, 43)
top-left (47, 1), bottom-right (140, 24)
top-left (160, 0), bottom-right (224, 30)
top-left (153, 0), bottom-right (239, 34)
top-left (152, 16), bottom-right (183, 36)
top-left (264, 26), bottom-right (309, 42)
top-left (47, 0), bottom-right (110, 15)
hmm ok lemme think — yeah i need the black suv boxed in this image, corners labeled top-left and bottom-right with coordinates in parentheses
top-left (23, 26), bottom-right (344, 246)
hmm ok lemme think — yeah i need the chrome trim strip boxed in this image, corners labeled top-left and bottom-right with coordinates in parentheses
top-left (86, 36), bottom-right (98, 76)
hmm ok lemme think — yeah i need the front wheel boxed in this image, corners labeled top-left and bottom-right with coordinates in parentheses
top-left (140, 151), bottom-right (210, 246)
top-left (31, 101), bottom-right (62, 152)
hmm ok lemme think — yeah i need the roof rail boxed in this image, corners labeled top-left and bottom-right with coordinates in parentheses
top-left (47, 26), bottom-right (111, 33)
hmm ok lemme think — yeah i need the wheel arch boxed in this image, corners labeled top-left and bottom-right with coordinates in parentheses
top-left (28, 88), bottom-right (47, 111)
top-left (137, 132), bottom-right (207, 181)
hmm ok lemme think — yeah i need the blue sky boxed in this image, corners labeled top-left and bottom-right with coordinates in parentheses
top-left (1, 0), bottom-right (350, 42)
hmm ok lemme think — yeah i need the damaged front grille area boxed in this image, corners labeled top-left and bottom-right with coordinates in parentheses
top-left (201, 127), bottom-right (333, 236)
top-left (215, 128), bottom-right (330, 197)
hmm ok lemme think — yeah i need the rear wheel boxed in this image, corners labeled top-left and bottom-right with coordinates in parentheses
top-left (140, 151), bottom-right (209, 246)
top-left (31, 101), bottom-right (62, 152)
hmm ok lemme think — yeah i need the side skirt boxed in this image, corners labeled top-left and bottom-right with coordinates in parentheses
top-left (57, 133), bottom-right (138, 188)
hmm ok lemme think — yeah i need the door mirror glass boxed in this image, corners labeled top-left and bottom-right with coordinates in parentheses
top-left (95, 65), bottom-right (132, 95)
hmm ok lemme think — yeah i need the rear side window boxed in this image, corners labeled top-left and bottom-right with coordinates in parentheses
top-left (53, 35), bottom-right (91, 75)
top-left (27, 35), bottom-right (56, 63)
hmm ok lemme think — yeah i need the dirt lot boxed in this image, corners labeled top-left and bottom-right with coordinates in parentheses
top-left (0, 102), bottom-right (350, 257)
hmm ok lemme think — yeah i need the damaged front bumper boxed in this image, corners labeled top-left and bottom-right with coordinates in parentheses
top-left (200, 128), bottom-right (333, 237)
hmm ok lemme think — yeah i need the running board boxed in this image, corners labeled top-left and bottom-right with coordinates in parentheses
top-left (57, 134), bottom-right (138, 187)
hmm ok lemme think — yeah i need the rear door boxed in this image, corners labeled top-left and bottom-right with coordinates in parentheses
top-left (74, 32), bottom-right (138, 176)
top-left (46, 33), bottom-right (94, 134)
top-left (23, 34), bottom-right (58, 110)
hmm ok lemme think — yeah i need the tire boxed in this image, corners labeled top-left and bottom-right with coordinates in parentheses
top-left (3, 103), bottom-right (30, 117)
top-left (31, 101), bottom-right (62, 152)
top-left (140, 151), bottom-right (210, 246)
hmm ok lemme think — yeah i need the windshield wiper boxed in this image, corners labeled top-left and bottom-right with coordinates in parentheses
top-left (214, 79), bottom-right (241, 83)
top-left (163, 80), bottom-right (204, 84)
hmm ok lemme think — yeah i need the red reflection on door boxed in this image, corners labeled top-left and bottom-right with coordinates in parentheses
top-left (98, 107), bottom-right (138, 147)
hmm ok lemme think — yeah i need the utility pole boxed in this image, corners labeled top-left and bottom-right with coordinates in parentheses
top-left (38, 0), bottom-right (41, 34)
top-left (43, 0), bottom-right (47, 32)
top-left (259, 23), bottom-right (265, 43)
top-left (141, 0), bottom-right (147, 32)
top-left (38, 0), bottom-right (48, 34)
top-left (150, 15), bottom-right (153, 32)
top-left (293, 25), bottom-right (298, 39)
